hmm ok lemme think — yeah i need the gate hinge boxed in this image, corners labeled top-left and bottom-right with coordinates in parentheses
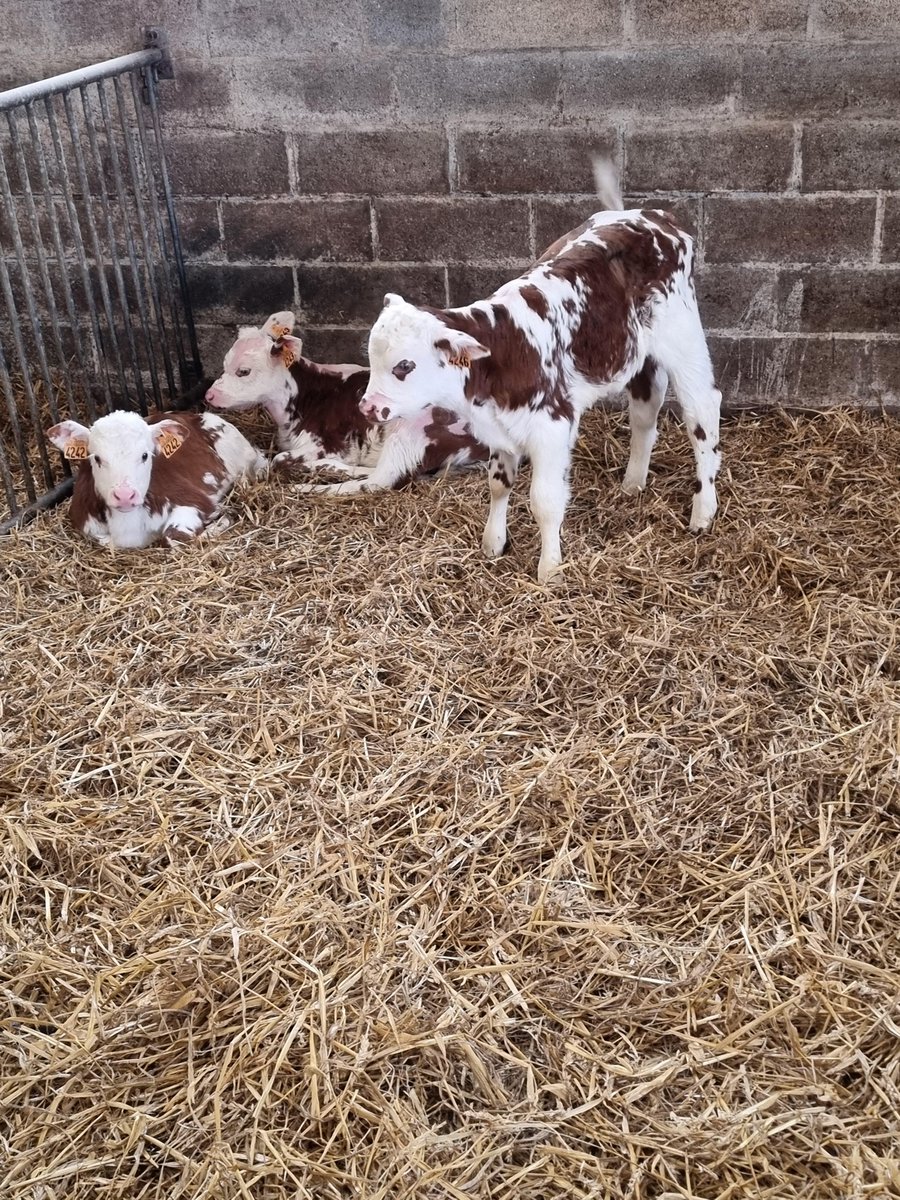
top-left (143, 27), bottom-right (175, 80)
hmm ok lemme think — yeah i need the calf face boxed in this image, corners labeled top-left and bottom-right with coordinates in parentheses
top-left (361, 294), bottom-right (489, 423)
top-left (47, 411), bottom-right (185, 511)
top-left (205, 310), bottom-right (302, 412)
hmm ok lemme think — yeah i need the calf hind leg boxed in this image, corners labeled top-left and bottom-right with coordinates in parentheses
top-left (623, 357), bottom-right (668, 495)
top-left (670, 363), bottom-right (722, 533)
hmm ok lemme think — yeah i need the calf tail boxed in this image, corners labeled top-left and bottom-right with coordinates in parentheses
top-left (592, 155), bottom-right (624, 211)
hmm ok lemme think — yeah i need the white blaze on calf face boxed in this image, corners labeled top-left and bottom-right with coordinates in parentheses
top-left (362, 294), bottom-right (488, 423)
top-left (47, 411), bottom-right (183, 511)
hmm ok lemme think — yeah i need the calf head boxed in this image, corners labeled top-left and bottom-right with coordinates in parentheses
top-left (205, 310), bottom-right (303, 412)
top-left (361, 293), bottom-right (489, 422)
top-left (47, 411), bottom-right (185, 511)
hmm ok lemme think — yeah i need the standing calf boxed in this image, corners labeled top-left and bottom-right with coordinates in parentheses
top-left (205, 312), bottom-right (488, 493)
top-left (360, 167), bottom-right (722, 582)
top-left (47, 410), bottom-right (267, 548)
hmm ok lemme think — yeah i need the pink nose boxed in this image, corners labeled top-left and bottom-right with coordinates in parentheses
top-left (361, 392), bottom-right (390, 421)
top-left (111, 484), bottom-right (139, 507)
top-left (205, 387), bottom-right (221, 405)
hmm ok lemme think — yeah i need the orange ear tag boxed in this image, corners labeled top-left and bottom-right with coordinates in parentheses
top-left (64, 442), bottom-right (89, 460)
top-left (272, 324), bottom-right (291, 339)
top-left (282, 348), bottom-right (295, 368)
top-left (159, 432), bottom-right (182, 458)
top-left (448, 352), bottom-right (471, 369)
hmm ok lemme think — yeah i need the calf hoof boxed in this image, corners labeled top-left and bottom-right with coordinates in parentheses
top-left (621, 475), bottom-right (646, 496)
top-left (537, 558), bottom-right (563, 585)
top-left (482, 531), bottom-right (509, 559)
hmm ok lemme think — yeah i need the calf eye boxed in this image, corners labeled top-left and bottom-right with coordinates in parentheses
top-left (141, 452), bottom-right (149, 462)
top-left (392, 359), bottom-right (415, 381)
top-left (236, 367), bottom-right (251, 378)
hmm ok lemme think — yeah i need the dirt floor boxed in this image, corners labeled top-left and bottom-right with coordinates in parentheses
top-left (1, 407), bottom-right (898, 1199)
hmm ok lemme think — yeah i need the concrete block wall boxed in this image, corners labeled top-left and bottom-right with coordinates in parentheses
top-left (4, 0), bottom-right (900, 407)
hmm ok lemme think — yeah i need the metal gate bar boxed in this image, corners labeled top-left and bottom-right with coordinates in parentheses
top-left (0, 42), bottom-right (202, 534)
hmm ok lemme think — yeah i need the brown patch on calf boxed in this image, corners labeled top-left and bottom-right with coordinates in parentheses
top-left (285, 357), bottom-right (370, 456)
top-left (548, 219), bottom-right (686, 383)
top-left (693, 424), bottom-right (707, 441)
top-left (428, 305), bottom-right (549, 414)
top-left (144, 412), bottom-right (227, 521)
top-left (421, 406), bottom-right (489, 475)
top-left (70, 464), bottom-right (108, 532)
top-left (627, 358), bottom-right (656, 402)
top-left (520, 284), bottom-right (549, 319)
top-left (537, 218), bottom-right (593, 263)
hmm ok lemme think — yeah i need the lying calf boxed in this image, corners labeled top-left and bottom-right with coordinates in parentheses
top-left (47, 409), bottom-right (267, 548)
top-left (361, 163), bottom-right (722, 581)
top-left (205, 311), bottom-right (488, 494)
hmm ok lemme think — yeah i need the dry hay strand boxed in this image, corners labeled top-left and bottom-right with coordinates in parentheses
top-left (1, 406), bottom-right (899, 1200)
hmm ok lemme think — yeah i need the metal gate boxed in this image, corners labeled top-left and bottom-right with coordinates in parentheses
top-left (0, 31), bottom-right (202, 533)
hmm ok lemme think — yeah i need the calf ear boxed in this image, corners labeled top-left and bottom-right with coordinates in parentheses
top-left (47, 420), bottom-right (91, 460)
top-left (152, 419), bottom-right (185, 459)
top-left (383, 292), bottom-right (404, 309)
top-left (270, 333), bottom-right (303, 369)
top-left (436, 331), bottom-right (490, 369)
top-left (262, 310), bottom-right (296, 340)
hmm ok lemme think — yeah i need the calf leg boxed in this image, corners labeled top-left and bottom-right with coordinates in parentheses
top-left (670, 362), bottom-right (722, 532)
top-left (482, 451), bottom-right (520, 559)
top-left (296, 425), bottom-right (425, 495)
top-left (527, 425), bottom-right (572, 584)
top-left (623, 357), bottom-right (668, 495)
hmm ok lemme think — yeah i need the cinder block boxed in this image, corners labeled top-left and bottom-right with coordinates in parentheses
top-left (368, 0), bottom-right (443, 45)
top-left (705, 197), bottom-right (876, 264)
top-left (810, 0), bottom-right (900, 39)
top-left (176, 200), bottom-right (221, 260)
top-left (562, 48), bottom-right (737, 115)
top-left (740, 43), bottom-right (900, 117)
top-left (301, 328), bottom-right (371, 365)
top-left (791, 268), bottom-right (900, 333)
top-left (186, 264), bottom-right (295, 323)
top-left (166, 133), bottom-right (289, 197)
top-left (626, 124), bottom-right (794, 192)
top-left (882, 199), bottom-right (900, 263)
top-left (207, 0), bottom-right (367, 53)
top-left (375, 198), bottom-right (530, 262)
top-left (294, 131), bottom-right (449, 195)
top-left (456, 129), bottom-right (617, 194)
top-left (233, 57), bottom-right (393, 127)
top-left (711, 335), bottom-right (870, 405)
top-left (155, 61), bottom-right (234, 127)
top-left (533, 196), bottom-right (700, 253)
top-left (630, 0), bottom-right (805, 38)
top-left (223, 200), bottom-right (372, 263)
top-left (450, 0), bottom-right (622, 49)
top-left (801, 123), bottom-right (900, 192)
top-left (695, 267), bottom-right (783, 331)
top-left (447, 262), bottom-right (533, 306)
top-left (296, 264), bottom-right (446, 324)
top-left (870, 342), bottom-right (900, 404)
top-left (395, 52), bottom-right (561, 120)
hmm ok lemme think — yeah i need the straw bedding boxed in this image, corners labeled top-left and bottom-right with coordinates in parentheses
top-left (1, 406), bottom-right (898, 1199)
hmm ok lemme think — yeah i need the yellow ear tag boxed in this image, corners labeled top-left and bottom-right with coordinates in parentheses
top-left (449, 351), bottom-right (471, 369)
top-left (282, 348), bottom-right (295, 368)
top-left (272, 324), bottom-right (291, 338)
top-left (64, 442), bottom-right (89, 460)
top-left (160, 432), bottom-right (182, 458)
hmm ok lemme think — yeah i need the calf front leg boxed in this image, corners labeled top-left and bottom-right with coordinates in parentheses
top-left (482, 451), bottom-right (520, 558)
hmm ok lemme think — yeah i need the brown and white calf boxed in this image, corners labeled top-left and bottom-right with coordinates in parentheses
top-left (361, 166), bottom-right (722, 582)
top-left (204, 312), bottom-right (488, 493)
top-left (47, 409), bottom-right (267, 548)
